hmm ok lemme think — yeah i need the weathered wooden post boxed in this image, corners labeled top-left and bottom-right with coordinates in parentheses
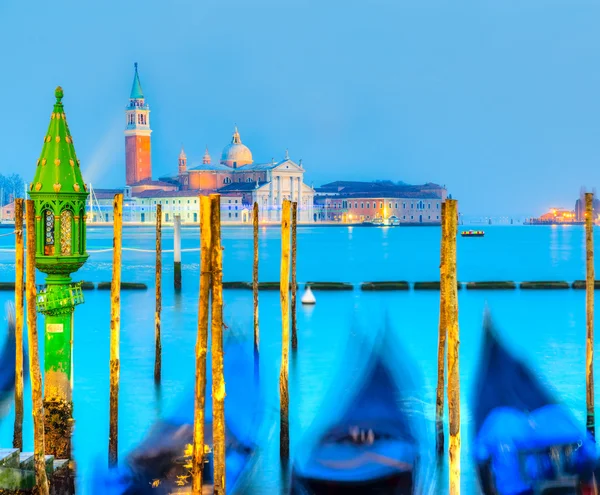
top-left (109, 193), bottom-right (123, 467)
top-left (435, 201), bottom-right (447, 455)
top-left (253, 202), bottom-right (259, 380)
top-left (586, 192), bottom-right (595, 436)
top-left (25, 199), bottom-right (49, 495)
top-left (280, 199), bottom-right (291, 463)
top-left (174, 213), bottom-right (182, 290)
top-left (29, 87), bottom-right (89, 460)
top-left (13, 198), bottom-right (24, 450)
top-left (445, 199), bottom-right (460, 494)
top-left (210, 194), bottom-right (226, 494)
top-left (291, 202), bottom-right (298, 351)
top-left (154, 204), bottom-right (162, 385)
top-left (192, 196), bottom-right (212, 494)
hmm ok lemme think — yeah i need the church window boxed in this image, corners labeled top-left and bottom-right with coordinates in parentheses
top-left (366, 203), bottom-right (370, 209)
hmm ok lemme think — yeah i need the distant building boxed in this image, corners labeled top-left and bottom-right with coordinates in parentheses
top-left (575, 191), bottom-right (600, 222)
top-left (115, 63), bottom-right (315, 223)
top-left (534, 208), bottom-right (578, 224)
top-left (0, 201), bottom-right (15, 222)
top-left (313, 181), bottom-right (447, 223)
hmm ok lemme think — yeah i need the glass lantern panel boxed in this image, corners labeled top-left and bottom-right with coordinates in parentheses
top-left (60, 210), bottom-right (73, 256)
top-left (44, 210), bottom-right (55, 256)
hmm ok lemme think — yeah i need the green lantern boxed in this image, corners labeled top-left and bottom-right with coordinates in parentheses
top-left (28, 86), bottom-right (89, 458)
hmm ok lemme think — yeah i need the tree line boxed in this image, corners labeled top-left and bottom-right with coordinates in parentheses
top-left (0, 174), bottom-right (25, 206)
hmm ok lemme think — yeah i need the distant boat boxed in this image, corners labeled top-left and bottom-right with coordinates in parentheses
top-left (291, 327), bottom-right (428, 494)
top-left (472, 315), bottom-right (599, 494)
top-left (461, 230), bottom-right (484, 237)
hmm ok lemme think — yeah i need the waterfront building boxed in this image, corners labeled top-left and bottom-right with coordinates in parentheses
top-left (575, 189), bottom-right (600, 222)
top-left (111, 64), bottom-right (315, 223)
top-left (314, 181), bottom-right (447, 223)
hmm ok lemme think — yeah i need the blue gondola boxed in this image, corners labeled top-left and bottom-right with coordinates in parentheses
top-left (473, 314), bottom-right (599, 494)
top-left (90, 339), bottom-right (261, 494)
top-left (291, 327), bottom-right (431, 494)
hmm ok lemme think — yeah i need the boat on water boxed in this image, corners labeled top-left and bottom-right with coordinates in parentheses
top-left (90, 339), bottom-right (261, 494)
top-left (291, 324), bottom-right (433, 494)
top-left (461, 230), bottom-right (485, 237)
top-left (472, 314), bottom-right (599, 494)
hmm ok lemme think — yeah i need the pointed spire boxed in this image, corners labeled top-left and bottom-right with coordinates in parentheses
top-left (130, 62), bottom-right (144, 99)
top-left (285, 149), bottom-right (289, 160)
top-left (31, 87), bottom-right (87, 196)
top-left (179, 145), bottom-right (186, 159)
top-left (203, 146), bottom-right (211, 165)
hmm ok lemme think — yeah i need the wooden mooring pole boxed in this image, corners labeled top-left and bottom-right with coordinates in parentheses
top-left (253, 202), bottom-right (259, 380)
top-left (25, 199), bottom-right (49, 495)
top-left (174, 213), bottom-right (182, 291)
top-left (210, 194), bottom-right (226, 495)
top-left (192, 196), bottom-right (212, 493)
top-left (445, 199), bottom-right (460, 494)
top-left (280, 200), bottom-right (291, 463)
top-left (435, 201), bottom-right (447, 455)
top-left (109, 193), bottom-right (123, 467)
top-left (291, 202), bottom-right (298, 352)
top-left (154, 204), bottom-right (162, 385)
top-left (13, 198), bottom-right (24, 450)
top-left (586, 192), bottom-right (595, 437)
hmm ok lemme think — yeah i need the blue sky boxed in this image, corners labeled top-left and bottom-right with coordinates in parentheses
top-left (1, 0), bottom-right (599, 216)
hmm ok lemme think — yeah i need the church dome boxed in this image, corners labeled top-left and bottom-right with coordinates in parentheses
top-left (221, 126), bottom-right (253, 167)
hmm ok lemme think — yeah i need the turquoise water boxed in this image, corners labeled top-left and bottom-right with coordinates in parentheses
top-left (0, 224), bottom-right (597, 493)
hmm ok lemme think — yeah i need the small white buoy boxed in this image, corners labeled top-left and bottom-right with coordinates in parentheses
top-left (301, 286), bottom-right (316, 305)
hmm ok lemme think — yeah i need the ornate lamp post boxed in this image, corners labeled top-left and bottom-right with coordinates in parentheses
top-left (28, 86), bottom-right (88, 458)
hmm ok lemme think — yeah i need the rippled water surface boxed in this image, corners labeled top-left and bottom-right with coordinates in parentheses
top-left (0, 224), bottom-right (598, 493)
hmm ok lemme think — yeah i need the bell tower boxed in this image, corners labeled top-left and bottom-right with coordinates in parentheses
top-left (125, 63), bottom-right (152, 185)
